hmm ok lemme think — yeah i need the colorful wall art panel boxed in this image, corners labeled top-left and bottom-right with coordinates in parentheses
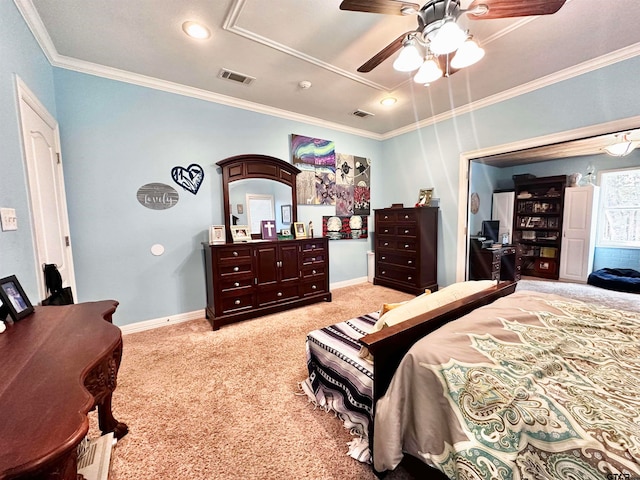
top-left (291, 134), bottom-right (336, 205)
top-left (335, 154), bottom-right (370, 216)
top-left (322, 215), bottom-right (368, 240)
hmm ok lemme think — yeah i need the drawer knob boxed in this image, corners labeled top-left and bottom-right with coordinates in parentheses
top-left (381, 256), bottom-right (386, 260)
top-left (407, 276), bottom-right (412, 280)
top-left (312, 269), bottom-right (317, 274)
top-left (404, 229), bottom-right (409, 234)
top-left (311, 257), bottom-right (316, 261)
top-left (404, 244), bottom-right (409, 248)
top-left (277, 292), bottom-right (283, 297)
top-left (233, 251), bottom-right (238, 257)
top-left (384, 242), bottom-right (389, 246)
top-left (233, 266), bottom-right (239, 272)
top-left (234, 282), bottom-right (240, 287)
top-left (311, 285), bottom-right (317, 290)
top-left (312, 244), bottom-right (316, 249)
top-left (404, 215), bottom-right (409, 219)
top-left (382, 271), bottom-right (386, 275)
top-left (234, 299), bottom-right (241, 305)
top-left (384, 215), bottom-right (389, 219)
top-left (407, 260), bottom-right (413, 265)
top-left (384, 229), bottom-right (389, 233)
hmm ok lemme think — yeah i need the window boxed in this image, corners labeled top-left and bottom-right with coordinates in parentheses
top-left (597, 167), bottom-right (640, 248)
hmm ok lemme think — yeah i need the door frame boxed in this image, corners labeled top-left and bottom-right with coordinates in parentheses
top-left (15, 75), bottom-right (77, 300)
top-left (456, 115), bottom-right (640, 282)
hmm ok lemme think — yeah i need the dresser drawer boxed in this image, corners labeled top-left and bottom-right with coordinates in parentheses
top-left (377, 252), bottom-right (417, 268)
top-left (377, 266), bottom-right (418, 285)
top-left (376, 225), bottom-right (417, 236)
top-left (219, 274), bottom-right (254, 292)
top-left (257, 284), bottom-right (299, 306)
top-left (377, 237), bottom-right (417, 252)
top-left (219, 260), bottom-right (252, 276)
top-left (220, 292), bottom-right (254, 314)
top-left (301, 265), bottom-right (326, 279)
top-left (301, 280), bottom-right (327, 296)
top-left (301, 240), bottom-right (325, 252)
top-left (302, 251), bottom-right (326, 265)
top-left (377, 209), bottom-right (417, 224)
top-left (216, 246), bottom-right (252, 261)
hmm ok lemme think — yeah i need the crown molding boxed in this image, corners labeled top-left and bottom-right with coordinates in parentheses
top-left (14, 0), bottom-right (640, 141)
top-left (381, 42), bottom-right (640, 140)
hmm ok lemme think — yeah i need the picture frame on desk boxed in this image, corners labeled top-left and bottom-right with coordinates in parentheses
top-left (293, 222), bottom-right (307, 239)
top-left (0, 275), bottom-right (34, 322)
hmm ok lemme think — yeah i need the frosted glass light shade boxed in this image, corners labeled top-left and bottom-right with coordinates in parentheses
top-left (413, 57), bottom-right (443, 84)
top-left (604, 140), bottom-right (637, 157)
top-left (429, 21), bottom-right (466, 55)
top-left (451, 38), bottom-right (485, 69)
top-left (393, 43), bottom-right (424, 72)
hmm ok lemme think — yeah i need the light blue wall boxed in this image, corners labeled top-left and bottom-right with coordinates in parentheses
top-left (380, 56), bottom-right (640, 286)
top-left (4, 1), bottom-right (640, 326)
top-left (53, 69), bottom-right (381, 325)
top-left (469, 163), bottom-right (501, 235)
top-left (0, 1), bottom-right (56, 301)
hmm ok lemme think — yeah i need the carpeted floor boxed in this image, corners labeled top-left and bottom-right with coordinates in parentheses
top-left (101, 279), bottom-right (637, 479)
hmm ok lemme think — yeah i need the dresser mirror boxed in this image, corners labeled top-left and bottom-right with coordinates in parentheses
top-left (217, 154), bottom-right (300, 242)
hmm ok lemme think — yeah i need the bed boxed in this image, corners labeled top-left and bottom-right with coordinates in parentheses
top-left (302, 281), bottom-right (640, 479)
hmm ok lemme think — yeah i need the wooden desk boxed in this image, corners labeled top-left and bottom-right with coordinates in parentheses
top-left (0, 301), bottom-right (128, 480)
top-left (469, 242), bottom-right (522, 281)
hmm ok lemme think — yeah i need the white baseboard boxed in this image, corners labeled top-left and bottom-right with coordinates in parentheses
top-left (120, 278), bottom-right (370, 335)
top-left (120, 309), bottom-right (205, 335)
top-left (330, 277), bottom-right (369, 290)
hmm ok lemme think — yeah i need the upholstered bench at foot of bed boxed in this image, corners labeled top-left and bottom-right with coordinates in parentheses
top-left (300, 313), bottom-right (379, 463)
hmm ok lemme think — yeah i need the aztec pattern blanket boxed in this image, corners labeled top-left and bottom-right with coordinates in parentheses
top-left (300, 312), bottom-right (378, 463)
top-left (374, 290), bottom-right (640, 479)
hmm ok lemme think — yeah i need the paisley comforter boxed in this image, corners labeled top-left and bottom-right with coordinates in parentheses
top-left (373, 290), bottom-right (640, 479)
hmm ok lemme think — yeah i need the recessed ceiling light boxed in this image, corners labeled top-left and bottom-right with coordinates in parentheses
top-left (380, 97), bottom-right (397, 106)
top-left (182, 21), bottom-right (211, 40)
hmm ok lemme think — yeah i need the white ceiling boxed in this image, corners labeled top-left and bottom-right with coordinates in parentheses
top-left (15, 0), bottom-right (640, 139)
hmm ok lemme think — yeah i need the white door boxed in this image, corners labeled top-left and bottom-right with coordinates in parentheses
top-left (16, 78), bottom-right (76, 301)
top-left (559, 185), bottom-right (599, 283)
top-left (492, 191), bottom-right (515, 243)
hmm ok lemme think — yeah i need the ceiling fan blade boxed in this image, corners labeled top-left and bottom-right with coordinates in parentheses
top-left (357, 31), bottom-right (413, 73)
top-left (467, 0), bottom-right (566, 19)
top-left (340, 0), bottom-right (421, 16)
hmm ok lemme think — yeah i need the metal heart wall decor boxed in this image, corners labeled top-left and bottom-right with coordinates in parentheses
top-left (171, 164), bottom-right (204, 195)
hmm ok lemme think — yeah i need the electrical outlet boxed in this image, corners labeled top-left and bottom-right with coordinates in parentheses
top-left (0, 208), bottom-right (17, 231)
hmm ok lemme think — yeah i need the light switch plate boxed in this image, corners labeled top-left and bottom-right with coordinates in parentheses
top-left (0, 208), bottom-right (17, 231)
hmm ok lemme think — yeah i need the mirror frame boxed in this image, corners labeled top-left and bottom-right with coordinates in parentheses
top-left (217, 154), bottom-right (300, 242)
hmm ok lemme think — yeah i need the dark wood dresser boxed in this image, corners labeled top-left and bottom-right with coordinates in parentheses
top-left (374, 206), bottom-right (438, 295)
top-left (203, 237), bottom-right (331, 330)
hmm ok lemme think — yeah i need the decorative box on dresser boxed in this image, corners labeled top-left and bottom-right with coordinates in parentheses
top-left (203, 237), bottom-right (331, 330)
top-left (374, 206), bottom-right (438, 295)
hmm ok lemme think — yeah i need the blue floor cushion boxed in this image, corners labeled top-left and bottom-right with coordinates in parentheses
top-left (587, 268), bottom-right (640, 294)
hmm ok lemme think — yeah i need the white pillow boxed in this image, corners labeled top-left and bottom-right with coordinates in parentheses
top-left (370, 280), bottom-right (497, 332)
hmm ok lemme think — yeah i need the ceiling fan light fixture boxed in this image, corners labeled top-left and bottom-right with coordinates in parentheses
top-left (392, 41), bottom-right (424, 72)
top-left (413, 56), bottom-right (443, 84)
top-left (429, 20), bottom-right (466, 55)
top-left (603, 134), bottom-right (638, 157)
top-left (450, 37), bottom-right (485, 69)
top-left (182, 21), bottom-right (211, 40)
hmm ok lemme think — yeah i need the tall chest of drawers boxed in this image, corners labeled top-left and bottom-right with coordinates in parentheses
top-left (374, 207), bottom-right (438, 295)
top-left (203, 238), bottom-right (331, 330)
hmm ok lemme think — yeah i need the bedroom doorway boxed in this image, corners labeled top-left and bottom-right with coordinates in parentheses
top-left (456, 115), bottom-right (640, 282)
top-left (16, 77), bottom-right (77, 301)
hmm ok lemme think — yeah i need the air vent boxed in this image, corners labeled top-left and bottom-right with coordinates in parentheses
top-left (352, 109), bottom-right (375, 118)
top-left (218, 68), bottom-right (255, 86)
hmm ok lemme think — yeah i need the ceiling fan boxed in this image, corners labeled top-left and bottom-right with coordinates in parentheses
top-left (341, 0), bottom-right (567, 84)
